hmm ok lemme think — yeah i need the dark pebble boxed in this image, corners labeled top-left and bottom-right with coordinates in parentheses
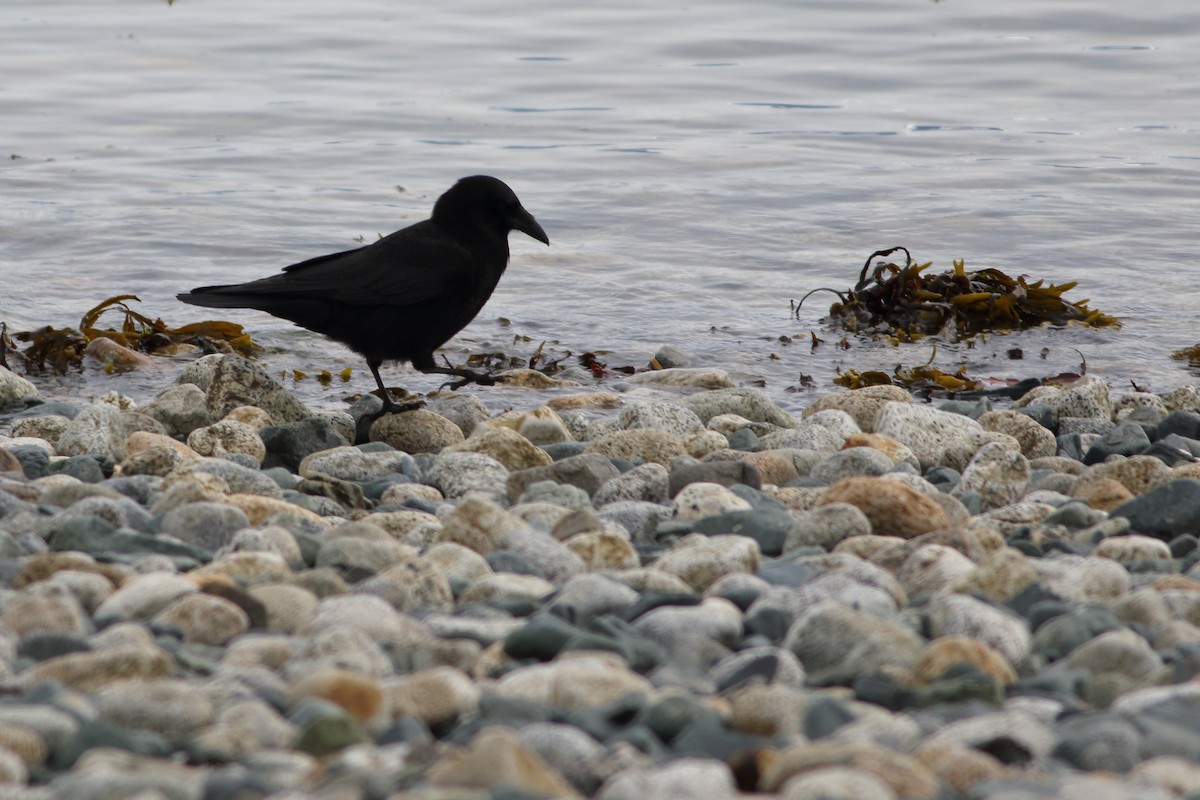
top-left (725, 427), bottom-right (760, 452)
top-left (690, 508), bottom-right (793, 556)
top-left (17, 632), bottom-right (92, 662)
top-left (7, 445), bottom-right (50, 479)
top-left (667, 461), bottom-right (761, 497)
top-left (1017, 403), bottom-right (1058, 434)
top-left (1083, 421), bottom-right (1152, 465)
top-left (1111, 478), bottom-right (1200, 540)
top-left (259, 416), bottom-right (350, 472)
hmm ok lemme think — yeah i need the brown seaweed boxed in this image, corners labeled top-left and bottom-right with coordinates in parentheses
top-left (795, 247), bottom-right (1119, 340)
top-left (2, 295), bottom-right (256, 375)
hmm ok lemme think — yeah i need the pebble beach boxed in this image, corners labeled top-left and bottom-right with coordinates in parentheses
top-left (3, 353), bottom-right (1200, 800)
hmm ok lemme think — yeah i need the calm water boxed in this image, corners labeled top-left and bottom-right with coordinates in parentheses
top-left (3, 0), bottom-right (1200, 415)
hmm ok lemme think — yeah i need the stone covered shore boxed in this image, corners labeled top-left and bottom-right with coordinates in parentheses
top-left (2, 355), bottom-right (1200, 799)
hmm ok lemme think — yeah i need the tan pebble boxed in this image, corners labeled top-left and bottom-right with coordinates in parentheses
top-left (738, 451), bottom-right (800, 486)
top-left (497, 368), bottom-right (581, 389)
top-left (224, 493), bottom-right (332, 527)
top-left (289, 668), bottom-right (384, 723)
top-left (565, 530), bottom-right (639, 570)
top-left (603, 567), bottom-right (694, 594)
top-left (153, 593), bottom-right (249, 646)
top-left (729, 683), bottom-right (808, 738)
top-left (379, 483), bottom-right (444, 504)
top-left (383, 666), bottom-right (481, 727)
top-left (801, 385), bottom-right (912, 431)
top-left (915, 635), bottom-right (1017, 685)
top-left (760, 740), bottom-right (940, 798)
top-left (1151, 574), bottom-right (1200, 592)
top-left (425, 725), bottom-right (579, 798)
top-left (84, 337), bottom-right (154, 367)
top-left (833, 534), bottom-right (906, 561)
top-left (0, 724), bottom-right (47, 769)
top-left (914, 740), bottom-right (1008, 795)
top-left (585, 428), bottom-right (687, 466)
top-left (443, 424), bottom-right (552, 470)
top-left (223, 405), bottom-right (273, 429)
top-left (188, 551), bottom-right (293, 584)
top-left (546, 391), bottom-right (623, 411)
top-left (1094, 534), bottom-right (1172, 562)
top-left (25, 645), bottom-right (171, 692)
top-left (13, 552), bottom-right (126, 590)
top-left (494, 653), bottom-right (652, 710)
top-left (842, 432), bottom-right (918, 466)
top-left (247, 584), bottom-right (318, 634)
top-left (1071, 477), bottom-right (1134, 511)
top-left (952, 547), bottom-right (1037, 602)
top-left (654, 533), bottom-right (760, 592)
top-left (820, 476), bottom-right (950, 539)
top-left (369, 408), bottom-right (465, 453)
top-left (123, 431), bottom-right (199, 459)
top-left (1083, 455), bottom-right (1173, 496)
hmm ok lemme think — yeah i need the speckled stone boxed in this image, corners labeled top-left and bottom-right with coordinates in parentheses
top-left (819, 476), bottom-right (950, 539)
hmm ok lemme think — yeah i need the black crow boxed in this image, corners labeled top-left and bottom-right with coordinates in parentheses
top-left (178, 175), bottom-right (549, 412)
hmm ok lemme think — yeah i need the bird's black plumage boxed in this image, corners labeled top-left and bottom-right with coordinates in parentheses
top-left (178, 175), bottom-right (548, 411)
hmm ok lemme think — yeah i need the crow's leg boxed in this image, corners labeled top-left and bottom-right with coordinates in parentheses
top-left (412, 355), bottom-right (503, 392)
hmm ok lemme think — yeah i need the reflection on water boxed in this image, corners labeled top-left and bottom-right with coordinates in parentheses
top-left (3, 0), bottom-right (1200, 414)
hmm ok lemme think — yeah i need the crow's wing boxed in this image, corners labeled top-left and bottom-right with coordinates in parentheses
top-left (190, 220), bottom-right (476, 308)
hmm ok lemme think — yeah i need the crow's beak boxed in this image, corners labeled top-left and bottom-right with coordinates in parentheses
top-left (511, 206), bottom-right (550, 245)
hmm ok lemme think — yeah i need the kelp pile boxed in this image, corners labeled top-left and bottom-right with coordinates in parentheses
top-left (0, 295), bottom-right (255, 375)
top-left (796, 247), bottom-right (1119, 341)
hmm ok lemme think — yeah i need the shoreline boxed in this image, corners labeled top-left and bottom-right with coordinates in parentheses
top-left (1, 355), bottom-right (1199, 797)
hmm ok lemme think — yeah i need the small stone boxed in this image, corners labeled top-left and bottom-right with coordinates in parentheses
top-left (426, 725), bottom-right (579, 798)
top-left (383, 666), bottom-right (481, 728)
top-left (977, 410), bottom-right (1056, 459)
top-left (1094, 534), bottom-right (1172, 562)
top-left (437, 494), bottom-right (533, 555)
top-left (507, 453), bottom-right (622, 499)
top-left (928, 593), bottom-right (1030, 665)
top-left (586, 428), bottom-right (687, 466)
top-left (784, 601), bottom-right (923, 678)
top-left (819, 476), bottom-right (950, 539)
top-left (443, 424), bottom-right (553, 470)
top-left (760, 740), bottom-right (939, 799)
top-left (297, 445), bottom-right (414, 481)
top-left (654, 533), bottom-right (761, 592)
top-left (873, 402), bottom-right (984, 470)
top-left (599, 759), bottom-right (737, 800)
top-left (153, 592), bottom-right (250, 645)
top-left (0, 366), bottom-right (39, 407)
top-left (669, 461), bottom-right (762, 496)
top-left (679, 387), bottom-right (795, 427)
top-left (951, 442), bottom-right (1030, 511)
top-left (493, 652), bottom-right (653, 709)
top-left (786, 503), bottom-right (872, 551)
top-left (627, 367), bottom-right (735, 390)
top-left (207, 354), bottom-right (312, 423)
top-left (565, 530), bottom-right (639, 570)
top-left (897, 545), bottom-right (976, 597)
top-left (1072, 477), bottom-right (1135, 512)
top-left (810, 447), bottom-right (895, 484)
top-left (288, 668), bottom-right (384, 723)
top-left (1084, 455), bottom-right (1173, 496)
top-left (1111, 478), bottom-right (1200, 540)
top-left (25, 644), bottom-right (172, 692)
top-left (369, 408), bottom-right (465, 452)
top-left (915, 635), bottom-right (1016, 685)
top-left (429, 451), bottom-right (510, 503)
top-left (673, 482), bottom-right (753, 520)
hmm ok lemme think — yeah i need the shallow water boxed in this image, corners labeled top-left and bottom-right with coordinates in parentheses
top-left (3, 0), bottom-right (1200, 415)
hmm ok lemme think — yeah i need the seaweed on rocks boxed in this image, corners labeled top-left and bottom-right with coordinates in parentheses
top-left (2, 294), bottom-right (256, 375)
top-left (795, 246), bottom-right (1119, 341)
